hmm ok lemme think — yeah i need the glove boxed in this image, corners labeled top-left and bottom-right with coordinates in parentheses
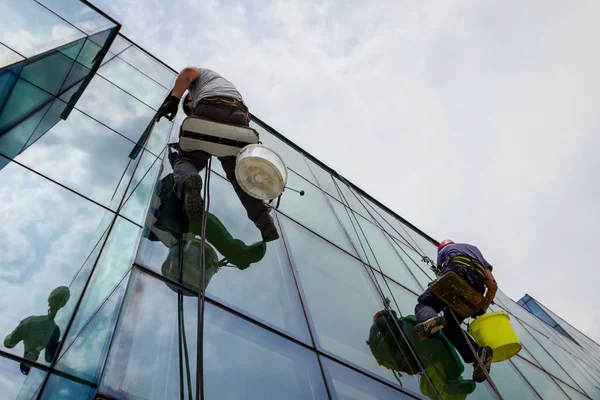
top-left (156, 95), bottom-right (180, 122)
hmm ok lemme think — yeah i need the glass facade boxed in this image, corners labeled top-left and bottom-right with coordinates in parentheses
top-left (1, 2), bottom-right (599, 399)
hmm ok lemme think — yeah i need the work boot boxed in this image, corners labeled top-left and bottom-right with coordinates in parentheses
top-left (183, 174), bottom-right (203, 221)
top-left (260, 223), bottom-right (279, 242)
top-left (412, 316), bottom-right (447, 341)
top-left (472, 346), bottom-right (494, 383)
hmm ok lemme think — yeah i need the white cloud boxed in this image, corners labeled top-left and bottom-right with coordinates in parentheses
top-left (90, 0), bottom-right (600, 348)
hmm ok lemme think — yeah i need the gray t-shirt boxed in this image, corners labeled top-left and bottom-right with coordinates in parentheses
top-left (188, 68), bottom-right (244, 109)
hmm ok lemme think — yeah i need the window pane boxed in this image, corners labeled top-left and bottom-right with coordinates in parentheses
top-left (334, 176), bottom-right (376, 222)
top-left (119, 150), bottom-right (162, 224)
top-left (39, 373), bottom-right (95, 400)
top-left (36, 0), bottom-right (115, 35)
top-left (0, 1), bottom-right (85, 58)
top-left (555, 380), bottom-right (592, 400)
top-left (60, 74), bottom-right (158, 144)
top-left (250, 121), bottom-right (317, 183)
top-left (279, 170), bottom-right (357, 256)
top-left (99, 269), bottom-right (198, 400)
top-left (390, 238), bottom-right (436, 288)
top-left (323, 357), bottom-right (414, 399)
top-left (329, 199), bottom-right (369, 262)
top-left (0, 158), bottom-right (111, 365)
top-left (305, 158), bottom-right (342, 201)
top-left (354, 212), bottom-right (422, 293)
top-left (56, 273), bottom-right (129, 383)
top-left (0, 42), bottom-right (25, 68)
top-left (118, 46), bottom-right (175, 88)
top-left (203, 302), bottom-right (328, 399)
top-left (280, 216), bottom-right (423, 394)
top-left (0, 102), bottom-right (52, 159)
top-left (0, 356), bottom-right (47, 399)
top-left (5, 101), bottom-right (150, 209)
top-left (0, 78), bottom-right (54, 133)
top-left (511, 356), bottom-right (569, 399)
top-left (373, 271), bottom-right (417, 318)
top-left (98, 57), bottom-right (169, 109)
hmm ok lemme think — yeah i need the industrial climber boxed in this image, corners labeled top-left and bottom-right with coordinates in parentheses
top-left (412, 240), bottom-right (498, 383)
top-left (156, 67), bottom-right (279, 242)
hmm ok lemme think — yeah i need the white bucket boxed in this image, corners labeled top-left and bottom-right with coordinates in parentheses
top-left (235, 144), bottom-right (287, 200)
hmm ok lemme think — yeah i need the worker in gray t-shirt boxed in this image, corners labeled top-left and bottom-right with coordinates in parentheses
top-left (156, 67), bottom-right (279, 242)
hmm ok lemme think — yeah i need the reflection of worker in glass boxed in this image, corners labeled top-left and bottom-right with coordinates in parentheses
top-left (4, 286), bottom-right (70, 374)
top-left (146, 151), bottom-right (266, 291)
top-left (156, 67), bottom-right (279, 242)
top-left (368, 309), bottom-right (476, 399)
top-left (413, 240), bottom-right (498, 383)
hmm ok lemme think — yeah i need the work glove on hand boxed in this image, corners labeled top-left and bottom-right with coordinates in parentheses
top-left (156, 95), bottom-right (180, 122)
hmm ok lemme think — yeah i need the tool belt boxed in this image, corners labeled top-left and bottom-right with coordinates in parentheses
top-left (446, 255), bottom-right (486, 278)
top-left (200, 96), bottom-right (248, 113)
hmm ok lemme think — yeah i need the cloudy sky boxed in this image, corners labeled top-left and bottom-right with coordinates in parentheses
top-left (89, 0), bottom-right (600, 342)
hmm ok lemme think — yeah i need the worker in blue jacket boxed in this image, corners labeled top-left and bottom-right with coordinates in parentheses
top-left (413, 240), bottom-right (498, 383)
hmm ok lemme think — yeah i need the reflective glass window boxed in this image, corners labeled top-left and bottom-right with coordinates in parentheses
top-left (99, 269), bottom-right (198, 400)
top-left (373, 271), bottom-right (417, 318)
top-left (0, 158), bottom-right (111, 365)
top-left (334, 176), bottom-right (376, 222)
top-left (556, 380), bottom-right (592, 400)
top-left (135, 164), bottom-right (311, 343)
top-left (323, 357), bottom-right (414, 399)
top-left (56, 273), bottom-right (129, 384)
top-left (39, 373), bottom-right (95, 400)
top-left (390, 238), bottom-right (436, 288)
top-left (305, 157), bottom-right (342, 201)
top-left (353, 212), bottom-right (422, 293)
top-left (36, 0), bottom-right (115, 35)
top-left (119, 46), bottom-right (175, 88)
top-left (119, 150), bottom-right (162, 224)
top-left (0, 102), bottom-right (52, 159)
top-left (5, 100), bottom-right (151, 209)
top-left (0, 1), bottom-right (86, 58)
top-left (329, 199), bottom-right (369, 262)
top-left (458, 359), bottom-right (521, 399)
top-left (250, 121), bottom-right (317, 183)
top-left (100, 35), bottom-right (132, 67)
top-left (203, 302), bottom-right (328, 399)
top-left (0, 43), bottom-right (25, 68)
top-left (279, 170), bottom-right (357, 256)
top-left (280, 215), bottom-right (423, 394)
top-left (511, 356), bottom-right (569, 399)
top-left (144, 117), bottom-right (172, 156)
top-left (19, 41), bottom-right (83, 96)
top-left (0, 355), bottom-right (47, 399)
top-left (60, 74), bottom-right (158, 144)
top-left (98, 56), bottom-right (169, 109)
top-left (0, 78), bottom-right (54, 133)
top-left (0, 64), bottom-right (22, 112)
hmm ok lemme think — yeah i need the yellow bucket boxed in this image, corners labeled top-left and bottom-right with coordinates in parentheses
top-left (468, 311), bottom-right (521, 363)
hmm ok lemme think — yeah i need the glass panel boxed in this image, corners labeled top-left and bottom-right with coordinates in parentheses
top-left (203, 302), bottom-right (328, 399)
top-left (0, 42), bottom-right (24, 68)
top-left (0, 158), bottom-right (111, 365)
top-left (279, 170), bottom-right (357, 256)
top-left (5, 101), bottom-right (149, 209)
top-left (391, 238), bottom-right (436, 287)
top-left (98, 56), bottom-right (169, 109)
top-left (39, 373), bottom-right (95, 400)
top-left (353, 212), bottom-right (422, 293)
top-left (0, 355), bottom-right (47, 399)
top-left (108, 35), bottom-right (131, 56)
top-left (0, 1), bottom-right (86, 58)
top-left (36, 0), bottom-right (115, 35)
top-left (305, 158), bottom-right (342, 201)
top-left (0, 64), bottom-right (22, 113)
top-left (56, 274), bottom-right (129, 383)
top-left (334, 176), bottom-right (375, 222)
top-left (119, 150), bottom-right (162, 224)
top-left (19, 40), bottom-right (85, 95)
top-left (145, 117), bottom-right (172, 156)
top-left (250, 121), bottom-right (317, 183)
top-left (203, 174), bottom-right (311, 342)
top-left (511, 356), bottom-right (569, 399)
top-left (60, 74), bottom-right (158, 144)
top-left (488, 358), bottom-right (539, 399)
top-left (0, 78), bottom-right (54, 133)
top-left (118, 46), bottom-right (175, 88)
top-left (323, 357), bottom-right (414, 399)
top-left (99, 269), bottom-right (198, 400)
top-left (280, 215), bottom-right (423, 394)
top-left (373, 271), bottom-right (417, 318)
top-left (0, 102), bottom-right (52, 159)
top-left (329, 199), bottom-right (369, 262)
top-left (555, 380), bottom-right (593, 400)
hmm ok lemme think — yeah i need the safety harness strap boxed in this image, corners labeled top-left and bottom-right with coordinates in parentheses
top-left (448, 255), bottom-right (486, 277)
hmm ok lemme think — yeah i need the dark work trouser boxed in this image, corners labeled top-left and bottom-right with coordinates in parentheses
top-left (414, 265), bottom-right (486, 364)
top-left (172, 102), bottom-right (272, 230)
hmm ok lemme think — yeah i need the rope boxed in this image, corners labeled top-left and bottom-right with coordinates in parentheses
top-left (195, 158), bottom-right (212, 400)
